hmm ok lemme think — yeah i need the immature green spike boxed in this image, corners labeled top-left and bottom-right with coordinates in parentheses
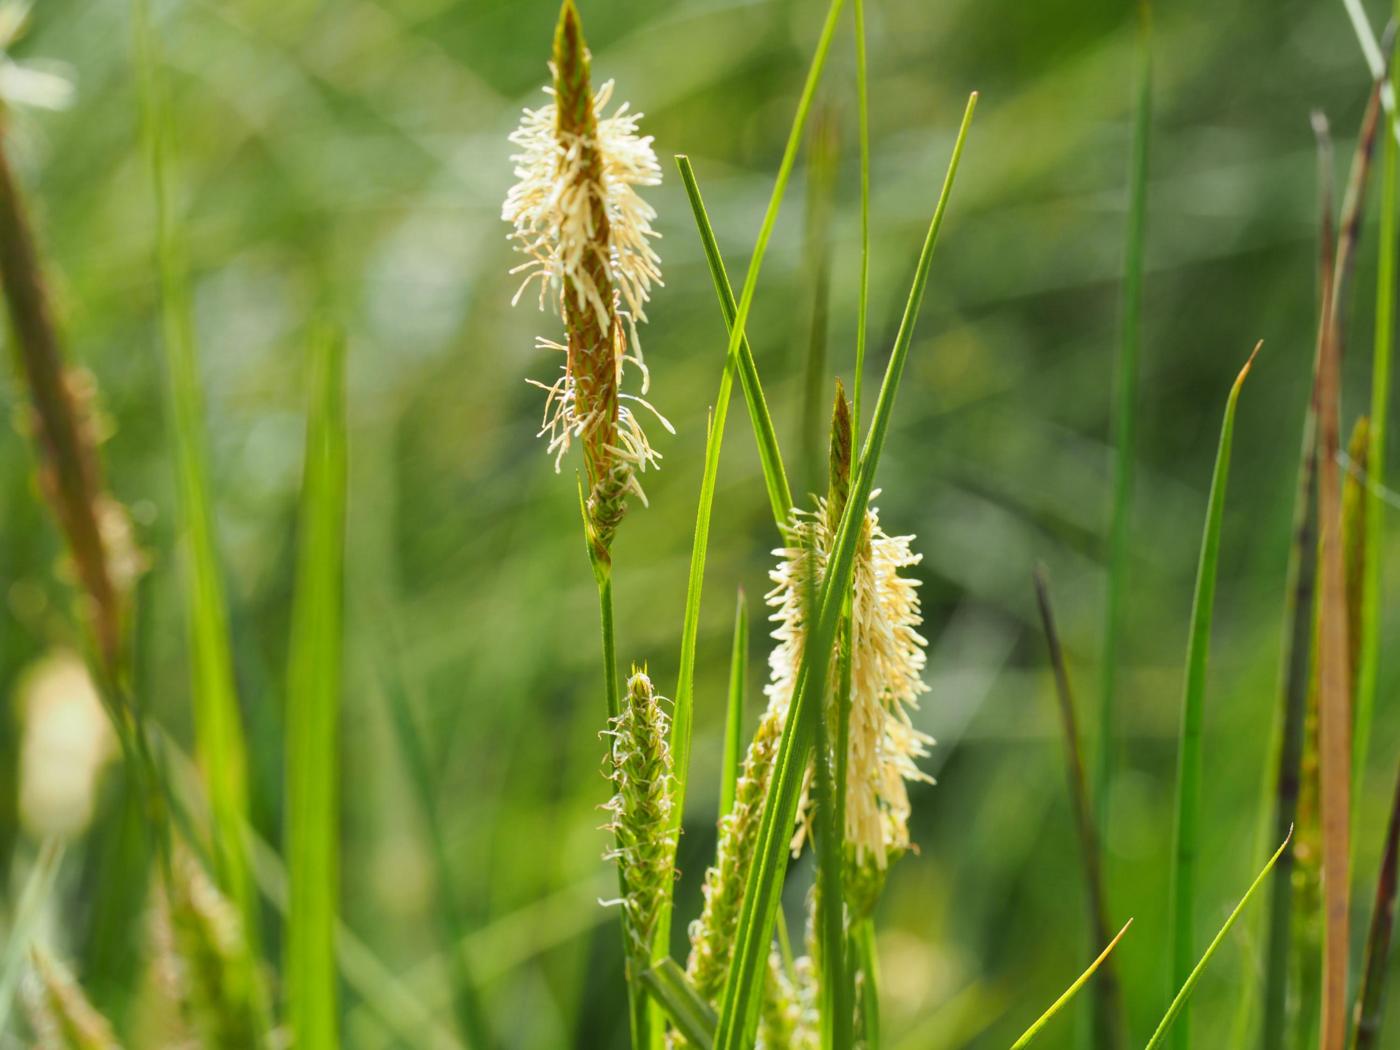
top-left (687, 705), bottom-right (785, 1003)
top-left (24, 950), bottom-right (121, 1050)
top-left (603, 666), bottom-right (677, 974)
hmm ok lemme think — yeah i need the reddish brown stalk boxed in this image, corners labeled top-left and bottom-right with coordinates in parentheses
top-left (0, 134), bottom-right (125, 674)
top-left (1313, 68), bottom-right (1388, 1050)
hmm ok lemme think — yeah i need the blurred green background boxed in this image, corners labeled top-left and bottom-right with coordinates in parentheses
top-left (4, 0), bottom-right (1400, 1046)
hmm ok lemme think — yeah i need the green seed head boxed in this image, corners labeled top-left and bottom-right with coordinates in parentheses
top-left (603, 665), bottom-right (677, 972)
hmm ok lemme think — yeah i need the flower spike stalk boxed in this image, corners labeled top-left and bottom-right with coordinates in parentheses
top-left (504, 0), bottom-right (666, 567)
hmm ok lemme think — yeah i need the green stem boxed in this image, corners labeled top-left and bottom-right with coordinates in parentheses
top-left (595, 570), bottom-right (646, 1049)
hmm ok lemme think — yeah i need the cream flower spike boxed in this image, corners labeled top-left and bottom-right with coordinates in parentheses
top-left (503, 0), bottom-right (666, 567)
top-left (764, 386), bottom-right (932, 870)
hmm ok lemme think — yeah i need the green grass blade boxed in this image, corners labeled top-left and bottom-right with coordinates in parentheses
top-left (1010, 919), bottom-right (1132, 1050)
top-left (720, 589), bottom-right (749, 820)
top-left (1096, 0), bottom-right (1151, 866)
top-left (641, 958), bottom-right (718, 1047)
top-left (660, 0), bottom-right (845, 977)
top-left (674, 156), bottom-right (793, 530)
top-left (0, 838), bottom-right (64, 1033)
top-left (714, 93), bottom-right (977, 1050)
top-left (284, 325), bottom-right (348, 1050)
top-left (1354, 760), bottom-right (1400, 1050)
top-left (131, 0), bottom-right (258, 946)
top-left (1147, 831), bottom-right (1292, 1050)
top-left (1355, 0), bottom-right (1399, 820)
top-left (1165, 342), bottom-right (1259, 1050)
top-left (852, 0), bottom-right (871, 432)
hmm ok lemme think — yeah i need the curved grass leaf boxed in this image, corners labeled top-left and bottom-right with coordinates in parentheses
top-left (713, 92), bottom-right (977, 1050)
top-left (1166, 342), bottom-right (1259, 1050)
top-left (1147, 830), bottom-right (1292, 1050)
top-left (1009, 919), bottom-right (1132, 1049)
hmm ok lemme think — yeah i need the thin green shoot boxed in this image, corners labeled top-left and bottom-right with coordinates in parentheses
top-left (1010, 919), bottom-right (1132, 1050)
top-left (1166, 342), bottom-right (1259, 1050)
top-left (1146, 830), bottom-right (1292, 1050)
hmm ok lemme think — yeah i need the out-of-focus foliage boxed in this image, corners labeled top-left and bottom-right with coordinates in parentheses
top-left (2, 0), bottom-right (1399, 1046)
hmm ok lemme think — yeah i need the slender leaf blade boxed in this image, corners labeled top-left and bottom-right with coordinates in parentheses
top-left (1010, 920), bottom-right (1132, 1050)
top-left (284, 325), bottom-right (348, 1050)
top-left (1166, 342), bottom-right (1259, 1050)
top-left (1147, 831), bottom-right (1292, 1050)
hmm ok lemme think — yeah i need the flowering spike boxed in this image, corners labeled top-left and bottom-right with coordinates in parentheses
top-left (602, 666), bottom-right (677, 974)
top-left (765, 493), bottom-right (930, 871)
top-left (504, 0), bottom-right (664, 565)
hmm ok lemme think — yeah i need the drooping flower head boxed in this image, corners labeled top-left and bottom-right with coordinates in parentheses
top-left (503, 0), bottom-right (667, 564)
